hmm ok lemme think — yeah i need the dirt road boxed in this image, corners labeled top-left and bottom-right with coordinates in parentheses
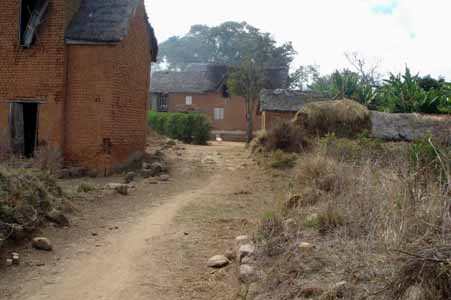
top-left (0, 142), bottom-right (284, 300)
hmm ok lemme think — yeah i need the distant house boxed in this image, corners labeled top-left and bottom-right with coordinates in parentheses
top-left (151, 64), bottom-right (288, 141)
top-left (0, 0), bottom-right (158, 174)
top-left (260, 89), bottom-right (330, 130)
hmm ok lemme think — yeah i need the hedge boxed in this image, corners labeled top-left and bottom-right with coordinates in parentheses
top-left (148, 111), bottom-right (211, 145)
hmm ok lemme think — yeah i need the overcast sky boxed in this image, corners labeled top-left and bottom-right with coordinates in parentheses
top-left (145, 0), bottom-right (451, 79)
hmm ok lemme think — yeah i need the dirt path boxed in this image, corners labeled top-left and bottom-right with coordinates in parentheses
top-left (0, 142), bottom-right (284, 300)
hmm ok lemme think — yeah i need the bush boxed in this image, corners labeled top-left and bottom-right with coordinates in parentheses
top-left (269, 150), bottom-right (297, 169)
top-left (251, 122), bottom-right (312, 154)
top-left (148, 111), bottom-right (211, 145)
top-left (293, 99), bottom-right (371, 138)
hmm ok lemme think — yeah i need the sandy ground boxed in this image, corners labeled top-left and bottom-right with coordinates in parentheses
top-left (0, 141), bottom-right (286, 300)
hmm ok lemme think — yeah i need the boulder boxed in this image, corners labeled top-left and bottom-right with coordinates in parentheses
top-left (124, 171), bottom-right (137, 184)
top-left (45, 209), bottom-right (70, 227)
top-left (371, 111), bottom-right (451, 144)
top-left (11, 252), bottom-right (20, 265)
top-left (106, 183), bottom-right (129, 195)
top-left (239, 244), bottom-right (255, 261)
top-left (32, 237), bottom-right (53, 251)
top-left (239, 264), bottom-right (257, 283)
top-left (159, 174), bottom-right (170, 182)
top-left (207, 255), bottom-right (230, 268)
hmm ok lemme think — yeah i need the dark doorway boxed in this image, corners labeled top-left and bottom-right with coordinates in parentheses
top-left (9, 102), bottom-right (39, 157)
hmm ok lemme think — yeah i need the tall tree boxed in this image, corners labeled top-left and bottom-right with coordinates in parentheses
top-left (288, 65), bottom-right (320, 90)
top-left (227, 59), bottom-right (264, 143)
top-left (158, 22), bottom-right (296, 70)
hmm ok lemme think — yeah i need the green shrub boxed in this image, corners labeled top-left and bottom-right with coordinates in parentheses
top-left (148, 111), bottom-right (211, 145)
top-left (270, 150), bottom-right (297, 169)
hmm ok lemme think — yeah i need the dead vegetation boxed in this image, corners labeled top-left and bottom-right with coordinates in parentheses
top-left (247, 100), bottom-right (451, 299)
top-left (293, 99), bottom-right (371, 138)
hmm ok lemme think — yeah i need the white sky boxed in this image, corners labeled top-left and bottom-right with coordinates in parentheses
top-left (145, 0), bottom-right (451, 79)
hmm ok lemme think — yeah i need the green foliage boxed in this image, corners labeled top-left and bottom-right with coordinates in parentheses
top-left (269, 150), bottom-right (297, 169)
top-left (309, 67), bottom-right (450, 114)
top-left (148, 111), bottom-right (211, 145)
top-left (157, 22), bottom-right (296, 70)
top-left (408, 137), bottom-right (449, 181)
top-left (309, 69), bottom-right (377, 105)
top-left (377, 68), bottom-right (451, 114)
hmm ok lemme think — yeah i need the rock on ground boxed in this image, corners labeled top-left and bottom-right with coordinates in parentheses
top-left (207, 255), bottom-right (230, 268)
top-left (45, 209), bottom-right (70, 227)
top-left (32, 237), bottom-right (53, 251)
top-left (240, 264), bottom-right (257, 283)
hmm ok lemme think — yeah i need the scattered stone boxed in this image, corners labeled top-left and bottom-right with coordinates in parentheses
top-left (141, 169), bottom-right (153, 178)
top-left (183, 232), bottom-right (189, 236)
top-left (241, 256), bottom-right (255, 265)
top-left (150, 162), bottom-right (166, 176)
top-left (142, 162), bottom-right (152, 170)
top-left (5, 258), bottom-right (13, 266)
top-left (45, 209), bottom-right (70, 227)
top-left (283, 218), bottom-right (297, 233)
top-left (207, 255), bottom-right (230, 268)
top-left (124, 171), bottom-right (136, 184)
top-left (239, 244), bottom-right (255, 261)
top-left (32, 237), bottom-right (53, 251)
top-left (106, 183), bottom-right (129, 195)
top-left (91, 232), bottom-right (98, 237)
top-left (148, 179), bottom-right (159, 185)
top-left (159, 174), bottom-right (170, 182)
top-left (299, 242), bottom-right (315, 251)
top-left (239, 264), bottom-right (257, 283)
top-left (224, 248), bottom-right (236, 261)
top-left (166, 139), bottom-right (177, 147)
top-left (235, 235), bottom-right (250, 247)
top-left (11, 252), bottom-right (19, 265)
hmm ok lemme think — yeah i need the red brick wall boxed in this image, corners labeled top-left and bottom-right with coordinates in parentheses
top-left (110, 2), bottom-right (151, 170)
top-left (167, 92), bottom-right (261, 133)
top-left (262, 111), bottom-right (296, 130)
top-left (65, 2), bottom-right (151, 173)
top-left (0, 0), bottom-right (68, 148)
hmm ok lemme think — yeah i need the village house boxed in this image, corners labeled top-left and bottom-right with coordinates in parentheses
top-left (150, 64), bottom-right (288, 141)
top-left (259, 89), bottom-right (330, 130)
top-left (0, 0), bottom-right (158, 175)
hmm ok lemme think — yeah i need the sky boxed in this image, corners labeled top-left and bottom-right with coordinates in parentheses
top-left (145, 0), bottom-right (451, 79)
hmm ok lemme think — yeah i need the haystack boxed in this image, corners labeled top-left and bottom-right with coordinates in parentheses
top-left (293, 99), bottom-right (371, 138)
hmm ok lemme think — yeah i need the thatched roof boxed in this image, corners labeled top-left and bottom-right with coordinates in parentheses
top-left (65, 0), bottom-right (158, 61)
top-left (260, 89), bottom-right (330, 112)
top-left (151, 64), bottom-right (229, 94)
top-left (152, 64), bottom-right (289, 94)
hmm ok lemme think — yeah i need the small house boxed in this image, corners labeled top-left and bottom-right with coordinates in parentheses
top-left (260, 89), bottom-right (330, 130)
top-left (0, 0), bottom-right (158, 174)
top-left (151, 64), bottom-right (288, 141)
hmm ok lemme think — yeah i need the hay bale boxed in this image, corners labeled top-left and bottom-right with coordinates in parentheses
top-left (293, 99), bottom-right (371, 138)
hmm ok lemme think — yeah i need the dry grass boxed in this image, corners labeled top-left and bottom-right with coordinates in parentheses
top-left (250, 122), bottom-right (312, 154)
top-left (293, 99), bottom-right (371, 138)
top-left (251, 137), bottom-right (451, 299)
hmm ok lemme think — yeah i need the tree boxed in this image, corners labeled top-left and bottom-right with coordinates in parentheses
top-left (157, 22), bottom-right (296, 70)
top-left (288, 65), bottom-right (320, 90)
top-left (344, 52), bottom-right (381, 86)
top-left (227, 59), bottom-right (264, 143)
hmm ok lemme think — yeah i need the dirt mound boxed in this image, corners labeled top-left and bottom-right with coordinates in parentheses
top-left (293, 99), bottom-right (371, 138)
top-left (0, 166), bottom-right (65, 244)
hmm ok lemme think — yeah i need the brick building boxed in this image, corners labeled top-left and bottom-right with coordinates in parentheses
top-left (150, 64), bottom-right (288, 141)
top-left (0, 0), bottom-right (158, 174)
top-left (260, 89), bottom-right (330, 130)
